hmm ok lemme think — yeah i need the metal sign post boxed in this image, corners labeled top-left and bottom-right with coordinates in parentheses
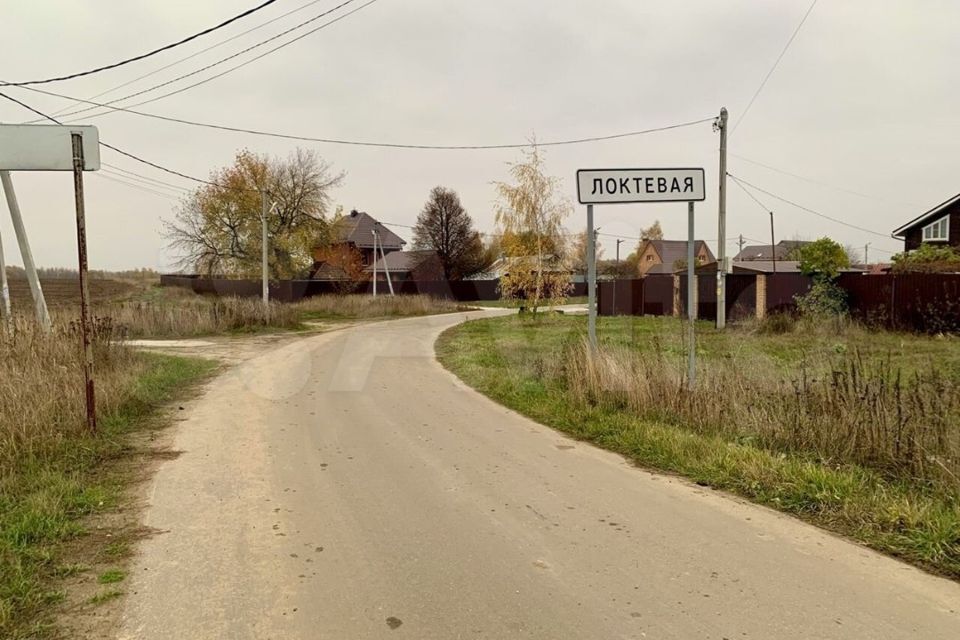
top-left (687, 202), bottom-right (696, 388)
top-left (577, 167), bottom-right (705, 386)
top-left (70, 133), bottom-right (96, 433)
top-left (1, 124), bottom-right (100, 431)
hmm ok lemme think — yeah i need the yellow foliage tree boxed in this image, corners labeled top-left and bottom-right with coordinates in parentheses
top-left (493, 145), bottom-right (572, 312)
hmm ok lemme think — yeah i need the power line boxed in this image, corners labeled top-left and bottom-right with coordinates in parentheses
top-left (100, 163), bottom-right (193, 192)
top-left (10, 84), bottom-right (718, 149)
top-left (730, 0), bottom-right (818, 135)
top-left (94, 172), bottom-right (184, 201)
top-left (730, 153), bottom-right (918, 206)
top-left (730, 174), bottom-right (772, 214)
top-left (49, 0), bottom-right (332, 116)
top-left (42, 0), bottom-right (369, 123)
top-left (0, 0), bottom-right (281, 87)
top-left (0, 89), bottom-right (218, 187)
top-left (728, 173), bottom-right (894, 240)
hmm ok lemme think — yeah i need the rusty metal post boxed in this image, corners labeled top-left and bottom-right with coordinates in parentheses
top-left (71, 132), bottom-right (96, 434)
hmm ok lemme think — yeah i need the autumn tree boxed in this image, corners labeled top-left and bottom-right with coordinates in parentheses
top-left (493, 145), bottom-right (572, 312)
top-left (165, 148), bottom-right (343, 278)
top-left (412, 187), bottom-right (487, 280)
top-left (570, 230), bottom-right (605, 273)
top-left (640, 220), bottom-right (664, 241)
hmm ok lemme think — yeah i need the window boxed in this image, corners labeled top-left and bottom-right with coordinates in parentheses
top-left (923, 215), bottom-right (949, 242)
top-left (646, 255), bottom-right (655, 262)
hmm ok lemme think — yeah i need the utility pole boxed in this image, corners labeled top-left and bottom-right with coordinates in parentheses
top-left (737, 234), bottom-right (745, 256)
top-left (0, 171), bottom-right (50, 331)
top-left (612, 238), bottom-right (624, 316)
top-left (864, 242), bottom-right (870, 266)
top-left (375, 223), bottom-right (394, 295)
top-left (371, 229), bottom-right (378, 298)
top-left (70, 133), bottom-right (96, 434)
top-left (769, 211), bottom-right (777, 274)
top-left (716, 107), bottom-right (729, 329)
top-left (261, 190), bottom-right (269, 316)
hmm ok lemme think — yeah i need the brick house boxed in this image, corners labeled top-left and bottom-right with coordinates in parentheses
top-left (636, 239), bottom-right (714, 275)
top-left (892, 192), bottom-right (960, 251)
top-left (311, 210), bottom-right (405, 280)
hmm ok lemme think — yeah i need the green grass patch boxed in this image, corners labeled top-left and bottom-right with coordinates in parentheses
top-left (0, 353), bottom-right (215, 639)
top-left (97, 570), bottom-right (125, 585)
top-left (437, 314), bottom-right (960, 579)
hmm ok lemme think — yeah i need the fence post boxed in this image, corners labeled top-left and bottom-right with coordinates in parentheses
top-left (756, 274), bottom-right (767, 320)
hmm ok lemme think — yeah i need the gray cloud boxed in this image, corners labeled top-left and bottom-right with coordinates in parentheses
top-left (0, 0), bottom-right (956, 270)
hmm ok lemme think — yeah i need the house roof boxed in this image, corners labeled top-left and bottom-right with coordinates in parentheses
top-left (892, 192), bottom-right (960, 238)
top-left (311, 263), bottom-right (351, 281)
top-left (644, 240), bottom-right (714, 267)
top-left (364, 249), bottom-right (438, 274)
top-left (698, 260), bottom-right (866, 275)
top-left (733, 240), bottom-right (810, 261)
top-left (332, 210), bottom-right (406, 249)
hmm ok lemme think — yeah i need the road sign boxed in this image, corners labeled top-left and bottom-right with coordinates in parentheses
top-left (0, 124), bottom-right (100, 171)
top-left (577, 168), bottom-right (705, 205)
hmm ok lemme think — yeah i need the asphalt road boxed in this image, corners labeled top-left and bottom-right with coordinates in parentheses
top-left (119, 311), bottom-right (960, 639)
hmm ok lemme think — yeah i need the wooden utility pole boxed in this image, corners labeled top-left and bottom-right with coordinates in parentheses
top-left (71, 133), bottom-right (96, 434)
top-left (261, 190), bottom-right (270, 317)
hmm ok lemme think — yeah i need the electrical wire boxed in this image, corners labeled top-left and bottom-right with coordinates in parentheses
top-left (728, 173), bottom-right (895, 240)
top-left (731, 153), bottom-right (918, 206)
top-left (0, 0), bottom-right (281, 87)
top-left (49, 0), bottom-right (331, 116)
top-left (0, 89), bottom-right (219, 187)
top-left (11, 84), bottom-right (718, 149)
top-left (730, 0), bottom-right (818, 135)
top-left (94, 172), bottom-right (184, 201)
top-left (42, 0), bottom-right (368, 123)
top-left (100, 163), bottom-right (193, 192)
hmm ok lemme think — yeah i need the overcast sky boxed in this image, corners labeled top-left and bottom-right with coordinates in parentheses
top-left (1, 0), bottom-right (957, 270)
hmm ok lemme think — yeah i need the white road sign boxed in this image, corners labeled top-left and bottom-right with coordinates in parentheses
top-left (0, 124), bottom-right (100, 171)
top-left (577, 168), bottom-right (705, 204)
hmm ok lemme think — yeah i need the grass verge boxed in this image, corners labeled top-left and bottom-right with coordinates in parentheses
top-left (436, 314), bottom-right (960, 580)
top-left (0, 349), bottom-right (215, 639)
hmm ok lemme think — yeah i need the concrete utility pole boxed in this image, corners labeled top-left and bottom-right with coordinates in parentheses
top-left (373, 224), bottom-right (395, 296)
top-left (716, 107), bottom-right (729, 329)
top-left (769, 211), bottom-right (777, 274)
top-left (864, 243), bottom-right (870, 266)
top-left (261, 190), bottom-right (269, 315)
top-left (586, 204), bottom-right (597, 348)
top-left (737, 234), bottom-right (745, 257)
top-left (0, 170), bottom-right (51, 331)
top-left (371, 229), bottom-right (378, 298)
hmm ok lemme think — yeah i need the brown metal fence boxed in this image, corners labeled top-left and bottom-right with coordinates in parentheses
top-left (838, 273), bottom-right (960, 331)
top-left (160, 275), bottom-right (586, 303)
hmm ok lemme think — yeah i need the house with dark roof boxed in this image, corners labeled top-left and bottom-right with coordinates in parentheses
top-left (311, 210), bottom-right (406, 280)
top-left (366, 249), bottom-right (444, 282)
top-left (892, 192), bottom-right (960, 251)
top-left (636, 239), bottom-right (714, 275)
top-left (733, 240), bottom-right (810, 262)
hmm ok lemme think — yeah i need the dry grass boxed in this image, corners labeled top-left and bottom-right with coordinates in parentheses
top-left (87, 291), bottom-right (464, 338)
top-left (0, 318), bottom-right (143, 471)
top-left (564, 339), bottom-right (960, 488)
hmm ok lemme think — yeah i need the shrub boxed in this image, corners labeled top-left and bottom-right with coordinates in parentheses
top-left (795, 279), bottom-right (847, 317)
top-left (892, 244), bottom-right (960, 273)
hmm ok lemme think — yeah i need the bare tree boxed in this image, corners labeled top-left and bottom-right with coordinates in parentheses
top-left (412, 187), bottom-right (487, 280)
top-left (165, 148), bottom-right (343, 278)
